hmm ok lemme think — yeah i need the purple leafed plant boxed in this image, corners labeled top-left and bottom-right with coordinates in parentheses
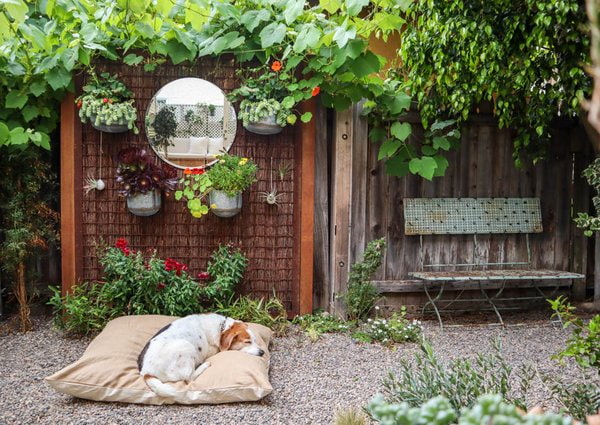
top-left (115, 147), bottom-right (178, 197)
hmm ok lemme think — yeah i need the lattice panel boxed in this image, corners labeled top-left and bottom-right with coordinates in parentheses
top-left (404, 198), bottom-right (543, 235)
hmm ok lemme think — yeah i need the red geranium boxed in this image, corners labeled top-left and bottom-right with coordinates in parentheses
top-left (164, 258), bottom-right (188, 276)
top-left (311, 86), bottom-right (321, 97)
top-left (197, 271), bottom-right (210, 281)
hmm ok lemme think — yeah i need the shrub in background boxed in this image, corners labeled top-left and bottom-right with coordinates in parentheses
top-left (293, 311), bottom-right (352, 341)
top-left (352, 307), bottom-right (422, 346)
top-left (200, 243), bottom-right (248, 307)
top-left (216, 295), bottom-right (288, 335)
top-left (341, 238), bottom-right (386, 321)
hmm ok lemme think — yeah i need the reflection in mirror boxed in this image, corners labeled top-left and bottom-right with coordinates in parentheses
top-left (145, 78), bottom-right (237, 169)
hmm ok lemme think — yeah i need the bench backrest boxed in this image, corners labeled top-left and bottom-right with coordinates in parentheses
top-left (404, 198), bottom-right (543, 235)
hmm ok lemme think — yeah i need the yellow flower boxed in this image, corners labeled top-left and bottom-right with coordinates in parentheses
top-left (220, 159), bottom-right (225, 164)
top-left (239, 158), bottom-right (248, 166)
top-left (210, 203), bottom-right (217, 209)
top-left (191, 210), bottom-right (203, 218)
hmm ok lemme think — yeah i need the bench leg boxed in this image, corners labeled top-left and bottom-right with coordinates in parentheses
top-left (478, 280), bottom-right (505, 326)
top-left (532, 279), bottom-right (563, 326)
top-left (423, 281), bottom-right (445, 330)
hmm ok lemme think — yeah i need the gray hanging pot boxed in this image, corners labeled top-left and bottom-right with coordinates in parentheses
top-left (209, 189), bottom-right (242, 218)
top-left (244, 114), bottom-right (283, 135)
top-left (91, 115), bottom-right (130, 133)
top-left (127, 189), bottom-right (161, 216)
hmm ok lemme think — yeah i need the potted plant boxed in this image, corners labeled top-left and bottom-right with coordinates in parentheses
top-left (149, 105), bottom-right (178, 155)
top-left (115, 147), bottom-right (178, 216)
top-left (76, 72), bottom-right (138, 134)
top-left (174, 153), bottom-right (258, 218)
top-left (228, 61), bottom-right (318, 135)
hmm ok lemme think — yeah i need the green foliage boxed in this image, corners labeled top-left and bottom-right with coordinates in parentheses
top-left (150, 106), bottom-right (178, 150)
top-left (201, 244), bottom-right (248, 307)
top-left (48, 283), bottom-right (110, 335)
top-left (207, 153), bottom-right (258, 196)
top-left (341, 238), bottom-right (386, 321)
top-left (75, 72), bottom-right (138, 133)
top-left (575, 158), bottom-right (600, 236)
top-left (215, 295), bottom-right (289, 335)
top-left (549, 296), bottom-right (600, 371)
top-left (293, 311), bottom-right (353, 341)
top-left (239, 98), bottom-right (289, 127)
top-left (352, 308), bottom-right (422, 346)
top-left (175, 168), bottom-right (212, 218)
top-left (398, 0), bottom-right (591, 165)
top-left (367, 394), bottom-right (580, 425)
top-left (383, 340), bottom-right (534, 411)
top-left (542, 375), bottom-right (600, 420)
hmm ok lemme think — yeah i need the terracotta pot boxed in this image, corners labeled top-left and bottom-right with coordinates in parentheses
top-left (127, 189), bottom-right (161, 216)
top-left (209, 190), bottom-right (242, 218)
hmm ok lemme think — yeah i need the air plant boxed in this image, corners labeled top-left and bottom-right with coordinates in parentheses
top-left (278, 162), bottom-right (292, 180)
top-left (83, 175), bottom-right (106, 195)
top-left (259, 158), bottom-right (285, 206)
top-left (115, 147), bottom-right (178, 197)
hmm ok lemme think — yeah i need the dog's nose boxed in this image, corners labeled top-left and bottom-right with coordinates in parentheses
top-left (258, 349), bottom-right (265, 356)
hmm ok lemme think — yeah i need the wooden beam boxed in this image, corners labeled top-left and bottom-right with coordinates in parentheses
top-left (298, 98), bottom-right (316, 315)
top-left (60, 93), bottom-right (82, 296)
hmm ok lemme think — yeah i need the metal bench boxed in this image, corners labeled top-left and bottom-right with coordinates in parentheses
top-left (404, 198), bottom-right (585, 328)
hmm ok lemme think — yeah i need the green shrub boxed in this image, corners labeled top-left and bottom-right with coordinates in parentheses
top-left (341, 238), bottom-right (386, 321)
top-left (48, 283), bottom-right (110, 336)
top-left (352, 308), bottom-right (422, 346)
top-left (549, 296), bottom-right (600, 371)
top-left (383, 340), bottom-right (534, 411)
top-left (293, 311), bottom-right (353, 341)
top-left (367, 394), bottom-right (580, 425)
top-left (216, 295), bottom-right (288, 335)
top-left (542, 376), bottom-right (600, 421)
top-left (201, 244), bottom-right (248, 307)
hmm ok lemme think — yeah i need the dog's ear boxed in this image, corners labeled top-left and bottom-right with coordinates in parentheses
top-left (220, 326), bottom-right (237, 351)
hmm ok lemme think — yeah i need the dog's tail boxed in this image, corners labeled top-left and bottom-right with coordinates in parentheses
top-left (143, 374), bottom-right (179, 398)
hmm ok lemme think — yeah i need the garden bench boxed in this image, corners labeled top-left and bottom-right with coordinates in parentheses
top-left (403, 198), bottom-right (585, 328)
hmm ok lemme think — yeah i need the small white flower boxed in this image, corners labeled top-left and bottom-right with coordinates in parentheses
top-left (375, 306), bottom-right (380, 310)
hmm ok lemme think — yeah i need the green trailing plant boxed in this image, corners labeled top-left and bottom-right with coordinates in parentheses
top-left (352, 308), bottom-right (422, 346)
top-left (341, 238), bottom-right (386, 321)
top-left (549, 296), bottom-right (600, 371)
top-left (239, 98), bottom-right (288, 128)
top-left (215, 294), bottom-right (289, 335)
top-left (383, 339), bottom-right (535, 411)
top-left (199, 244), bottom-right (248, 307)
top-left (150, 105), bottom-right (178, 151)
top-left (397, 0), bottom-right (591, 165)
top-left (75, 72), bottom-right (138, 133)
top-left (574, 158), bottom-right (600, 236)
top-left (293, 311), bottom-right (353, 341)
top-left (367, 394), bottom-right (587, 425)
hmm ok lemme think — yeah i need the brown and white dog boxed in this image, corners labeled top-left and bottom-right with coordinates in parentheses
top-left (138, 313), bottom-right (264, 398)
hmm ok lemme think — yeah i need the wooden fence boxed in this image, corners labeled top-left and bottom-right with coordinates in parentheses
top-left (314, 106), bottom-right (594, 313)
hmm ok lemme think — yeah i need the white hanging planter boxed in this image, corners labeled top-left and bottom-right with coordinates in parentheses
top-left (209, 190), bottom-right (242, 218)
top-left (127, 189), bottom-right (161, 216)
top-left (244, 114), bottom-right (283, 135)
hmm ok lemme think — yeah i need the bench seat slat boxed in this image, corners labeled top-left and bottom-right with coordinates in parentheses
top-left (409, 269), bottom-right (585, 281)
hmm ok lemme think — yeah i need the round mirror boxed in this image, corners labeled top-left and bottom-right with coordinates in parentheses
top-left (145, 78), bottom-right (237, 169)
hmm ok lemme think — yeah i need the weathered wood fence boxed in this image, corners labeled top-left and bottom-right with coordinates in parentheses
top-left (314, 106), bottom-right (594, 313)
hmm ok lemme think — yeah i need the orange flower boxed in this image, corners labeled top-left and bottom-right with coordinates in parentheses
top-left (184, 168), bottom-right (192, 175)
top-left (271, 61), bottom-right (282, 72)
top-left (311, 86), bottom-right (321, 96)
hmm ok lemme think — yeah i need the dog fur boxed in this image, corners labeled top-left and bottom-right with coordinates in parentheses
top-left (138, 313), bottom-right (264, 398)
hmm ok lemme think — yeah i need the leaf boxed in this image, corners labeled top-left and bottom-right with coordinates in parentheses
top-left (409, 156), bottom-right (438, 180)
top-left (320, 0), bottom-right (341, 13)
top-left (430, 119), bottom-right (455, 131)
top-left (432, 136), bottom-right (450, 151)
top-left (385, 156), bottom-right (410, 177)
top-left (5, 91), bottom-right (28, 109)
top-left (378, 138), bottom-right (401, 160)
top-left (293, 24), bottom-right (321, 53)
top-left (123, 53), bottom-right (144, 66)
top-left (333, 25), bottom-right (356, 49)
top-left (240, 9), bottom-right (271, 32)
top-left (345, 0), bottom-right (369, 16)
top-left (283, 0), bottom-right (304, 25)
top-left (348, 51), bottom-right (381, 78)
top-left (3, 0), bottom-right (28, 22)
top-left (212, 31), bottom-right (245, 54)
top-left (0, 122), bottom-right (9, 143)
top-left (166, 39), bottom-right (192, 64)
top-left (433, 155), bottom-right (449, 177)
top-left (259, 22), bottom-right (287, 48)
top-left (46, 67), bottom-right (71, 90)
top-left (390, 122), bottom-right (411, 141)
top-left (22, 105), bottom-right (39, 122)
top-left (61, 47), bottom-right (79, 71)
top-left (300, 112), bottom-right (312, 123)
top-left (9, 127), bottom-right (28, 145)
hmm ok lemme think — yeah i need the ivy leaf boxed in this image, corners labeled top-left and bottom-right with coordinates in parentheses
top-left (123, 53), bottom-right (144, 66)
top-left (166, 39), bottom-right (191, 64)
top-left (5, 91), bottom-right (28, 109)
top-left (345, 0), bottom-right (369, 16)
top-left (293, 24), bottom-right (321, 53)
top-left (0, 123), bottom-right (9, 143)
top-left (320, 0), bottom-right (341, 13)
top-left (212, 31), bottom-right (245, 54)
top-left (240, 9), bottom-right (270, 32)
top-left (9, 127), bottom-right (28, 145)
top-left (300, 112), bottom-right (312, 123)
top-left (348, 51), bottom-right (381, 77)
top-left (259, 22), bottom-right (287, 48)
top-left (433, 155), bottom-right (449, 177)
top-left (283, 0), bottom-right (304, 25)
top-left (333, 25), bottom-right (356, 49)
top-left (3, 0), bottom-right (28, 22)
top-left (46, 67), bottom-right (71, 90)
top-left (409, 156), bottom-right (438, 180)
top-left (61, 47), bottom-right (79, 71)
top-left (22, 105), bottom-right (39, 122)
top-left (390, 122), bottom-right (411, 141)
top-left (389, 92), bottom-right (411, 114)
top-left (430, 119), bottom-right (455, 131)
top-left (378, 138), bottom-right (401, 160)
top-left (432, 136), bottom-right (450, 151)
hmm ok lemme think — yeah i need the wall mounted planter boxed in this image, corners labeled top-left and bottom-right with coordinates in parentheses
top-left (209, 189), bottom-right (242, 217)
top-left (244, 114), bottom-right (283, 135)
top-left (127, 189), bottom-right (161, 216)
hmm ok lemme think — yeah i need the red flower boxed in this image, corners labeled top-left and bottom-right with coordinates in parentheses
top-left (115, 238), bottom-right (129, 252)
top-left (197, 272), bottom-right (210, 281)
top-left (164, 258), bottom-right (188, 276)
top-left (102, 98), bottom-right (109, 103)
top-left (311, 86), bottom-right (321, 97)
top-left (76, 99), bottom-right (83, 109)
top-left (122, 247), bottom-right (131, 256)
top-left (157, 282), bottom-right (166, 290)
top-left (192, 168), bottom-right (205, 175)
top-left (271, 61), bottom-right (282, 72)
top-left (184, 168), bottom-right (192, 175)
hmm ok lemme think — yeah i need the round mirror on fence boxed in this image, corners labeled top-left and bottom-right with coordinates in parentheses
top-left (145, 78), bottom-right (237, 169)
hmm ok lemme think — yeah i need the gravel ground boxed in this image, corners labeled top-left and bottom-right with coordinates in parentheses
top-left (0, 314), bottom-right (593, 425)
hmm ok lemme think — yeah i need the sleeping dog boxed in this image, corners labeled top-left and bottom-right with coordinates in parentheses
top-left (138, 313), bottom-right (264, 398)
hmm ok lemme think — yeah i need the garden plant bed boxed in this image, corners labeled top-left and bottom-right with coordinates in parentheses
top-left (0, 314), bottom-right (595, 425)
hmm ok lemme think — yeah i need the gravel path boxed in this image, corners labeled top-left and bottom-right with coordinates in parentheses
top-left (0, 315), bottom-right (592, 425)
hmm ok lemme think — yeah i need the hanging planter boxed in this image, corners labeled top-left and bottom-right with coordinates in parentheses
top-left (209, 189), bottom-right (242, 218)
top-left (127, 189), bottom-right (162, 216)
top-left (244, 113), bottom-right (283, 135)
top-left (76, 72), bottom-right (139, 134)
top-left (115, 147), bottom-right (178, 217)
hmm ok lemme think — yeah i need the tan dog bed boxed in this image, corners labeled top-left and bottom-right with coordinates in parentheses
top-left (46, 315), bottom-right (273, 405)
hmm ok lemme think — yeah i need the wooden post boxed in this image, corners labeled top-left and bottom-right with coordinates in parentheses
top-left (60, 93), bottom-right (82, 296)
top-left (330, 104), bottom-right (369, 316)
